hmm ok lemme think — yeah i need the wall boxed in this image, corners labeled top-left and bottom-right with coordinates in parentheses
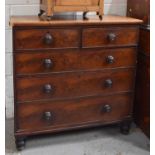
top-left (5, 0), bottom-right (127, 118)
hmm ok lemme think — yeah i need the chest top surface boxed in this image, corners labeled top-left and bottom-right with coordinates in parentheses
top-left (10, 15), bottom-right (142, 27)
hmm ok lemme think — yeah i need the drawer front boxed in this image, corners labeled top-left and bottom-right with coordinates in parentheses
top-left (16, 68), bottom-right (135, 102)
top-left (14, 28), bottom-right (80, 50)
top-left (15, 48), bottom-right (137, 75)
top-left (17, 94), bottom-right (132, 131)
top-left (82, 27), bottom-right (139, 47)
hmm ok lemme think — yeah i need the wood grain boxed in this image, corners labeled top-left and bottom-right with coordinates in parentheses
top-left (15, 48), bottom-right (137, 75)
top-left (16, 68), bottom-right (136, 102)
top-left (11, 16), bottom-right (141, 143)
top-left (17, 93), bottom-right (133, 133)
top-left (82, 27), bottom-right (139, 47)
top-left (14, 28), bottom-right (80, 50)
top-left (10, 15), bottom-right (143, 27)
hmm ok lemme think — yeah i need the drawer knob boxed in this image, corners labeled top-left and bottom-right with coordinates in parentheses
top-left (44, 84), bottom-right (54, 94)
top-left (104, 79), bottom-right (113, 88)
top-left (103, 105), bottom-right (112, 113)
top-left (44, 33), bottom-right (53, 45)
top-left (44, 59), bottom-right (54, 69)
top-left (43, 111), bottom-right (53, 121)
top-left (108, 33), bottom-right (116, 42)
top-left (106, 55), bottom-right (114, 64)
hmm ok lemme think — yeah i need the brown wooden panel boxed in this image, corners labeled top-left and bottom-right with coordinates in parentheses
top-left (15, 48), bottom-right (137, 75)
top-left (14, 28), bottom-right (80, 50)
top-left (16, 68), bottom-right (135, 102)
top-left (17, 93), bottom-right (133, 132)
top-left (139, 29), bottom-right (150, 56)
top-left (56, 0), bottom-right (93, 6)
top-left (82, 27), bottom-right (139, 47)
top-left (134, 54), bottom-right (150, 137)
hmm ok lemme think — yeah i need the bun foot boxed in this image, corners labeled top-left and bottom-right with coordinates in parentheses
top-left (15, 137), bottom-right (26, 151)
top-left (120, 120), bottom-right (131, 135)
top-left (99, 15), bottom-right (103, 20)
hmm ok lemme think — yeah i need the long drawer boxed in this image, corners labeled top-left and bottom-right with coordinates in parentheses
top-left (17, 93), bottom-right (133, 132)
top-left (16, 68), bottom-right (135, 102)
top-left (82, 27), bottom-right (139, 47)
top-left (14, 28), bottom-right (80, 50)
top-left (15, 48), bottom-right (137, 75)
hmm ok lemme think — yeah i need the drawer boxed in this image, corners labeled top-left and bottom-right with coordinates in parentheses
top-left (15, 48), bottom-right (137, 75)
top-left (17, 93), bottom-right (132, 132)
top-left (14, 28), bottom-right (80, 50)
top-left (16, 68), bottom-right (135, 102)
top-left (82, 27), bottom-right (139, 47)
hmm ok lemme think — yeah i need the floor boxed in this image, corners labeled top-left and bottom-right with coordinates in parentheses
top-left (6, 119), bottom-right (150, 155)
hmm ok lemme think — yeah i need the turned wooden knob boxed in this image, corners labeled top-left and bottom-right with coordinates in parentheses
top-left (44, 33), bottom-right (53, 45)
top-left (108, 33), bottom-right (116, 42)
top-left (103, 105), bottom-right (112, 113)
top-left (43, 84), bottom-right (54, 94)
top-left (44, 59), bottom-right (54, 69)
top-left (104, 79), bottom-right (113, 88)
top-left (106, 56), bottom-right (115, 64)
top-left (43, 112), bottom-right (53, 121)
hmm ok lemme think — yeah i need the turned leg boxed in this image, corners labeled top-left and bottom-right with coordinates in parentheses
top-left (38, 10), bottom-right (45, 17)
top-left (99, 15), bottom-right (103, 20)
top-left (96, 12), bottom-right (102, 20)
top-left (15, 137), bottom-right (26, 151)
top-left (83, 12), bottom-right (88, 20)
top-left (120, 120), bottom-right (131, 135)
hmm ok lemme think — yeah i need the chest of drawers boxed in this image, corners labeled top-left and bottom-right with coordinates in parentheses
top-left (10, 15), bottom-right (142, 150)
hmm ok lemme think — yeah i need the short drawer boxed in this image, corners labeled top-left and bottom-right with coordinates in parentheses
top-left (15, 48), bottom-right (137, 75)
top-left (16, 68), bottom-right (135, 102)
top-left (14, 28), bottom-right (80, 50)
top-left (17, 93), bottom-right (132, 132)
top-left (82, 27), bottom-right (139, 47)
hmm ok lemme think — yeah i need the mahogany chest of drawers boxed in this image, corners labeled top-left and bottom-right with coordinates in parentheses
top-left (10, 15), bottom-right (142, 150)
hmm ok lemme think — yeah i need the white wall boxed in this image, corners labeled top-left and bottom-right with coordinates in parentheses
top-left (5, 0), bottom-right (127, 118)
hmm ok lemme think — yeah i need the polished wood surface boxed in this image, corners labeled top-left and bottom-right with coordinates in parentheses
top-left (14, 28), bottom-right (80, 50)
top-left (17, 93), bottom-right (133, 134)
top-left (11, 15), bottom-right (141, 149)
top-left (82, 27), bottom-right (139, 47)
top-left (15, 48), bottom-right (137, 75)
top-left (16, 68), bottom-right (135, 102)
top-left (10, 15), bottom-right (142, 27)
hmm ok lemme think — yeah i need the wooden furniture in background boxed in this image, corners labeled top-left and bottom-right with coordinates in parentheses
top-left (39, 0), bottom-right (104, 19)
top-left (127, 0), bottom-right (150, 137)
top-left (10, 15), bottom-right (142, 150)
